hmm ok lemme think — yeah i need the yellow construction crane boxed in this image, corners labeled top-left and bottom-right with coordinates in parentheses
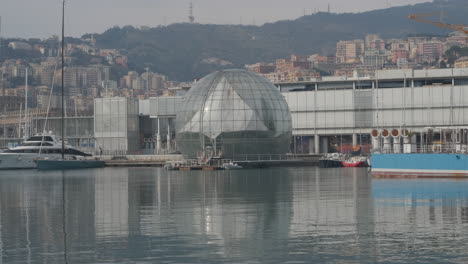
top-left (408, 12), bottom-right (468, 34)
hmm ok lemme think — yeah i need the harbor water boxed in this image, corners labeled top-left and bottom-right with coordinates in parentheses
top-left (1, 167), bottom-right (468, 263)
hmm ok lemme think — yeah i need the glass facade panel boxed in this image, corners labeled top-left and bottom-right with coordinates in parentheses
top-left (94, 97), bottom-right (139, 154)
top-left (176, 69), bottom-right (292, 158)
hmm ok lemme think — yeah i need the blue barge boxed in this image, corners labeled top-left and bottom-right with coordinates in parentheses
top-left (371, 153), bottom-right (468, 178)
top-left (370, 127), bottom-right (468, 178)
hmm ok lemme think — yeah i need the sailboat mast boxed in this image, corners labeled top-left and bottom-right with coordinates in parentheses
top-left (25, 68), bottom-right (28, 138)
top-left (61, 0), bottom-right (65, 159)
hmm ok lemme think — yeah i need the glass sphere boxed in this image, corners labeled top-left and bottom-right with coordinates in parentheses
top-left (176, 69), bottom-right (292, 159)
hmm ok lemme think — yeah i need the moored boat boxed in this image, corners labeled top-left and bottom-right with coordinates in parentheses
top-left (222, 161), bottom-right (243, 170)
top-left (35, 0), bottom-right (105, 171)
top-left (319, 153), bottom-right (345, 168)
top-left (0, 134), bottom-right (92, 170)
top-left (342, 156), bottom-right (369, 167)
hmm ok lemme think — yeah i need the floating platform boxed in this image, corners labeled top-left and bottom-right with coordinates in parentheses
top-left (102, 154), bottom-right (321, 168)
top-left (174, 166), bottom-right (224, 171)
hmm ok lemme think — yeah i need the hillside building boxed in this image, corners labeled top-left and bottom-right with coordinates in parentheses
top-left (417, 41), bottom-right (444, 63)
top-left (455, 57), bottom-right (468, 68)
top-left (363, 49), bottom-right (390, 69)
top-left (245, 63), bottom-right (276, 74)
top-left (336, 40), bottom-right (365, 64)
top-left (8, 42), bottom-right (32, 51)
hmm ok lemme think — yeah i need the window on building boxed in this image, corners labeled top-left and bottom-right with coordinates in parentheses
top-left (414, 79), bottom-right (452, 87)
top-left (378, 80), bottom-right (405, 88)
top-left (454, 78), bottom-right (468, 86)
top-left (355, 81), bottom-right (373, 89)
top-left (318, 82), bottom-right (353, 90)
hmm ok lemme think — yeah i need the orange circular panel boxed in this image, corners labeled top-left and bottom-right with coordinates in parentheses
top-left (382, 129), bottom-right (389, 137)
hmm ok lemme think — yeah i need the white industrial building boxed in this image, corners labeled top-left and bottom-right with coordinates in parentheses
top-left (94, 96), bottom-right (182, 155)
top-left (93, 68), bottom-right (468, 155)
top-left (280, 68), bottom-right (468, 153)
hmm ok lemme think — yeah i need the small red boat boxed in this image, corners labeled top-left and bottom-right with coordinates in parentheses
top-left (342, 156), bottom-right (369, 167)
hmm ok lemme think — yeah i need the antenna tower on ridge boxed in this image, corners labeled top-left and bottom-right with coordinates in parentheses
top-left (189, 1), bottom-right (195, 23)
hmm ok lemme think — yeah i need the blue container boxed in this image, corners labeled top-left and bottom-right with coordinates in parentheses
top-left (371, 153), bottom-right (468, 178)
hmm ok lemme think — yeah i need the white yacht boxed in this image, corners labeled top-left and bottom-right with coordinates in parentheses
top-left (0, 134), bottom-right (91, 170)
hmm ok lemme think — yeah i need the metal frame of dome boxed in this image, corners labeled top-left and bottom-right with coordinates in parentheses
top-left (176, 69), bottom-right (292, 159)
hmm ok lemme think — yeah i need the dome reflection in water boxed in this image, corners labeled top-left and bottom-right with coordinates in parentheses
top-left (2, 168), bottom-right (468, 263)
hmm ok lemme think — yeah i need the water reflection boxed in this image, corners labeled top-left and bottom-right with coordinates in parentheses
top-left (0, 168), bottom-right (468, 263)
top-left (372, 179), bottom-right (468, 263)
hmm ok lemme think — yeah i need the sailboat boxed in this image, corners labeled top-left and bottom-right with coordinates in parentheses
top-left (0, 64), bottom-right (93, 170)
top-left (36, 0), bottom-right (104, 170)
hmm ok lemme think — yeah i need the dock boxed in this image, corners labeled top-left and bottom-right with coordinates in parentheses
top-left (101, 154), bottom-right (183, 168)
top-left (100, 154), bottom-right (321, 169)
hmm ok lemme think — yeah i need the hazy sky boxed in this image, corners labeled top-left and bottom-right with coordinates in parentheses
top-left (1, 0), bottom-right (429, 38)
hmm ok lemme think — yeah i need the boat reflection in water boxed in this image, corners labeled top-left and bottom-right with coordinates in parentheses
top-left (1, 168), bottom-right (468, 263)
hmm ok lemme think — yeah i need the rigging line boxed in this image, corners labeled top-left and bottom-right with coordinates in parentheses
top-left (411, 78), bottom-right (415, 128)
top-left (430, 78), bottom-right (434, 126)
top-left (403, 75), bottom-right (406, 125)
top-left (334, 75), bottom-right (342, 152)
top-left (61, 0), bottom-right (65, 159)
top-left (1, 58), bottom-right (5, 139)
top-left (294, 86), bottom-right (298, 154)
top-left (456, 79), bottom-right (461, 125)
top-left (38, 57), bottom-right (60, 155)
top-left (340, 82), bottom-right (342, 150)
top-left (462, 73), bottom-right (466, 126)
top-left (375, 75), bottom-right (382, 151)
top-left (314, 83), bottom-right (317, 152)
top-left (333, 76), bottom-right (336, 152)
top-left (374, 78), bottom-right (377, 129)
top-left (305, 83), bottom-right (309, 154)
top-left (36, 0), bottom-right (66, 154)
top-left (356, 76), bottom-right (361, 145)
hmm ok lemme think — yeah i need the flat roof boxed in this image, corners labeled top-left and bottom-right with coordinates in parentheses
top-left (275, 68), bottom-right (468, 86)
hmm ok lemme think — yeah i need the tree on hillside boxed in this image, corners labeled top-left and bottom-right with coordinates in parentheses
top-left (444, 46), bottom-right (468, 65)
top-left (70, 50), bottom-right (107, 66)
top-left (1, 47), bottom-right (41, 62)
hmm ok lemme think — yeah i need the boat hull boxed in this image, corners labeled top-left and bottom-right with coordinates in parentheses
top-left (36, 160), bottom-right (105, 170)
top-left (371, 153), bottom-right (468, 178)
top-left (319, 159), bottom-right (343, 168)
top-left (342, 161), bottom-right (368, 167)
top-left (0, 154), bottom-right (39, 170)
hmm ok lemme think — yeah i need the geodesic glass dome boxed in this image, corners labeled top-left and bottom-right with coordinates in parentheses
top-left (175, 69), bottom-right (292, 159)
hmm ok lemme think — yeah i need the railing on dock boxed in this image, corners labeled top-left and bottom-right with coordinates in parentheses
top-left (376, 145), bottom-right (468, 154)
